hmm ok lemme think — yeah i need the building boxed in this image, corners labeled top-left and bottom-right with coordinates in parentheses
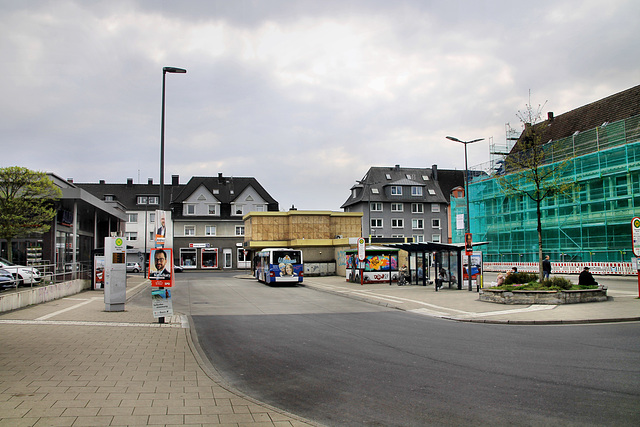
top-left (243, 210), bottom-right (363, 276)
top-left (341, 165), bottom-right (463, 244)
top-left (171, 174), bottom-right (278, 270)
top-left (461, 84), bottom-right (640, 272)
top-left (0, 174), bottom-right (126, 274)
top-left (77, 173), bottom-right (279, 270)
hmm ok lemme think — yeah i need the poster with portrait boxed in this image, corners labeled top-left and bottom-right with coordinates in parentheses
top-left (155, 210), bottom-right (167, 247)
top-left (149, 248), bottom-right (174, 288)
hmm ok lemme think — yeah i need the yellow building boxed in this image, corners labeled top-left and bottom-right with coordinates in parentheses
top-left (243, 210), bottom-right (363, 276)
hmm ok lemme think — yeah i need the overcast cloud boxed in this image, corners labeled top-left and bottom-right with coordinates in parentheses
top-left (2, 0), bottom-right (638, 210)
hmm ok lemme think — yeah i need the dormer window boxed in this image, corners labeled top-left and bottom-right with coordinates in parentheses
top-left (104, 195), bottom-right (114, 201)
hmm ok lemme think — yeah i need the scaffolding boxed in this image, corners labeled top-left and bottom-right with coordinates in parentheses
top-left (454, 114), bottom-right (640, 263)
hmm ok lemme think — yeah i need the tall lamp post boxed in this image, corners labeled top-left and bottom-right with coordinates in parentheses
top-left (160, 66), bottom-right (187, 208)
top-left (159, 66), bottom-right (186, 324)
top-left (446, 135), bottom-right (484, 291)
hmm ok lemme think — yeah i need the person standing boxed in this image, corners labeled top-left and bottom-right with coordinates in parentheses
top-left (542, 255), bottom-right (552, 280)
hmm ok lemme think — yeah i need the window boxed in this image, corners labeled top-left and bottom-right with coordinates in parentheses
top-left (208, 205), bottom-right (217, 215)
top-left (413, 234), bottom-right (424, 243)
top-left (391, 234), bottom-right (404, 238)
top-left (148, 196), bottom-right (159, 205)
top-left (205, 226), bottom-right (216, 236)
top-left (104, 195), bottom-right (114, 201)
top-left (236, 226), bottom-right (245, 236)
top-left (391, 219), bottom-right (404, 228)
top-left (149, 231), bottom-right (154, 241)
top-left (185, 204), bottom-right (195, 215)
top-left (180, 248), bottom-right (197, 268)
top-left (149, 213), bottom-right (155, 223)
top-left (431, 203), bottom-right (440, 212)
top-left (431, 234), bottom-right (441, 243)
top-left (412, 203), bottom-right (423, 213)
top-left (391, 186), bottom-right (402, 195)
top-left (371, 188), bottom-right (379, 194)
top-left (422, 175), bottom-right (429, 181)
top-left (385, 174), bottom-right (392, 180)
top-left (137, 196), bottom-right (148, 205)
top-left (371, 218), bottom-right (383, 228)
top-left (406, 174), bottom-right (412, 179)
top-left (412, 219), bottom-right (424, 229)
top-left (127, 213), bottom-right (138, 223)
top-left (234, 205), bottom-right (243, 215)
top-left (370, 202), bottom-right (383, 211)
top-left (428, 189), bottom-right (436, 195)
top-left (125, 232), bottom-right (137, 241)
top-left (411, 186), bottom-right (423, 196)
top-left (184, 225), bottom-right (195, 236)
top-left (432, 219), bottom-right (440, 228)
top-left (391, 203), bottom-right (403, 212)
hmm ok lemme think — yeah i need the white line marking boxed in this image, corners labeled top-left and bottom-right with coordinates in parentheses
top-left (36, 297), bottom-right (101, 320)
top-left (0, 319), bottom-right (185, 328)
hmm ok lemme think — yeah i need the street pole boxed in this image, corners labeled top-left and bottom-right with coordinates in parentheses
top-left (159, 66), bottom-right (186, 324)
top-left (447, 136), bottom-right (484, 291)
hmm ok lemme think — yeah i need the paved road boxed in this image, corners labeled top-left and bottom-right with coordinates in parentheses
top-left (174, 273), bottom-right (640, 427)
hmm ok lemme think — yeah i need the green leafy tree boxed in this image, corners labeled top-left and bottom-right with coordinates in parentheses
top-left (497, 98), bottom-right (576, 282)
top-left (0, 167), bottom-right (62, 262)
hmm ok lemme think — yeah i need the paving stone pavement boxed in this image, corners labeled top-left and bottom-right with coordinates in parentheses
top-left (0, 277), bottom-right (318, 427)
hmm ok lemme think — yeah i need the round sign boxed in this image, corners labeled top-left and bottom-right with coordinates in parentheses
top-left (632, 217), bottom-right (640, 257)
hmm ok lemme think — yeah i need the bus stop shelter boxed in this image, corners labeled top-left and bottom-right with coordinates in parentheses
top-left (387, 241), bottom-right (487, 291)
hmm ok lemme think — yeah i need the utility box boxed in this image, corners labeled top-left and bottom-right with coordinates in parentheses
top-left (104, 237), bottom-right (126, 312)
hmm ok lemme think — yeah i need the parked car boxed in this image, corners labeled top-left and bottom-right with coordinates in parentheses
top-left (126, 262), bottom-right (141, 273)
top-left (0, 257), bottom-right (41, 286)
top-left (0, 268), bottom-right (17, 290)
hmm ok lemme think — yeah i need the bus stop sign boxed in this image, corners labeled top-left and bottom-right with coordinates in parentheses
top-left (357, 238), bottom-right (366, 261)
top-left (632, 217), bottom-right (640, 257)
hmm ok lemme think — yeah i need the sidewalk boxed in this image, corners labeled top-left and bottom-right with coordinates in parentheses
top-left (0, 274), bottom-right (637, 427)
top-left (301, 273), bottom-right (640, 324)
top-left (0, 277), bottom-right (317, 427)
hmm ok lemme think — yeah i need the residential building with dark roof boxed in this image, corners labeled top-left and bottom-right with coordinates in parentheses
top-left (341, 165), bottom-right (463, 244)
top-left (77, 173), bottom-right (278, 270)
top-left (464, 84), bottom-right (640, 271)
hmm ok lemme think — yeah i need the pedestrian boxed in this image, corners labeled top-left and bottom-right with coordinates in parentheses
top-left (542, 255), bottom-right (551, 280)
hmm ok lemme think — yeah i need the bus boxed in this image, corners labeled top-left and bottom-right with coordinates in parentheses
top-left (255, 248), bottom-right (303, 284)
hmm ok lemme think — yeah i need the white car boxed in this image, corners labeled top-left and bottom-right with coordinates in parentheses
top-left (0, 257), bottom-right (41, 286)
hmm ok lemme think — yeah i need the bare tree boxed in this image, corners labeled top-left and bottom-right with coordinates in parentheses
top-left (497, 96), bottom-right (576, 282)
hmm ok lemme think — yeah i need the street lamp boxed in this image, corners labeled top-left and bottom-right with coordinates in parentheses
top-left (446, 135), bottom-right (484, 291)
top-left (159, 66), bottom-right (186, 324)
top-left (160, 66), bottom-right (187, 209)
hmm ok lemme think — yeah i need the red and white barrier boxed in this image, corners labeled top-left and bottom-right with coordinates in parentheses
top-left (484, 262), bottom-right (634, 275)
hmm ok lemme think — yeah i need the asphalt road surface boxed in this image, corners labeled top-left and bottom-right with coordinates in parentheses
top-left (170, 273), bottom-right (640, 426)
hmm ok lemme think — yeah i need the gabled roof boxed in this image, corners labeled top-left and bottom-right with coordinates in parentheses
top-left (75, 180), bottom-right (174, 210)
top-left (173, 176), bottom-right (278, 207)
top-left (341, 165), bottom-right (448, 208)
top-left (513, 84), bottom-right (640, 151)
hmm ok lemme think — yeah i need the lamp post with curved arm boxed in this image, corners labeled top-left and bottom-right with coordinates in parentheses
top-left (446, 136), bottom-right (484, 291)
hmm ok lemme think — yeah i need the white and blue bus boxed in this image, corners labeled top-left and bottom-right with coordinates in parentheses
top-left (255, 248), bottom-right (303, 284)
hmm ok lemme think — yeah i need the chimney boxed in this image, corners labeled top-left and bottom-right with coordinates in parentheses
top-left (171, 175), bottom-right (179, 186)
top-left (99, 180), bottom-right (105, 184)
top-left (67, 178), bottom-right (73, 183)
top-left (547, 112), bottom-right (554, 121)
top-left (431, 164), bottom-right (438, 181)
top-left (126, 178), bottom-right (133, 186)
top-left (148, 178), bottom-right (153, 185)
top-left (394, 164), bottom-right (400, 170)
top-left (218, 173), bottom-right (225, 184)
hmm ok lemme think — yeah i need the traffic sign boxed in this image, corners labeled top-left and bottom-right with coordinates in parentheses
top-left (632, 217), bottom-right (640, 257)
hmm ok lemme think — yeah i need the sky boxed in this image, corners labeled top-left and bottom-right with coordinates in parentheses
top-left (2, 0), bottom-right (638, 211)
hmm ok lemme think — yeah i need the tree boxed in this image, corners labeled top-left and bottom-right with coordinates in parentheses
top-left (0, 167), bottom-right (62, 262)
top-left (497, 98), bottom-right (576, 282)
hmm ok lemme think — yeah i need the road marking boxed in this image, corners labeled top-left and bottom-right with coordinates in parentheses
top-left (36, 297), bottom-right (101, 320)
top-left (0, 319), bottom-right (186, 328)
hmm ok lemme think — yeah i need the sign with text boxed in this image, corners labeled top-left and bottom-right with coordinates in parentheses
top-left (149, 248), bottom-right (174, 288)
top-left (632, 217), bottom-right (640, 257)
